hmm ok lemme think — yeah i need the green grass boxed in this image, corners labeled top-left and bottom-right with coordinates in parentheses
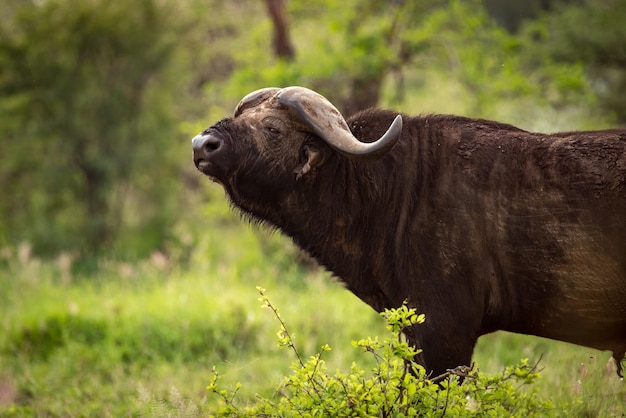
top-left (0, 225), bottom-right (387, 416)
top-left (0, 196), bottom-right (624, 416)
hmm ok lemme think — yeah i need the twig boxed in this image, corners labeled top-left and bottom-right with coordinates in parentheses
top-left (431, 365), bottom-right (474, 384)
top-left (257, 286), bottom-right (304, 368)
top-left (257, 286), bottom-right (332, 416)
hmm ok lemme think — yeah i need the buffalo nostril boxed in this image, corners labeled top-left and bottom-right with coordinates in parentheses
top-left (192, 134), bottom-right (223, 156)
top-left (203, 138), bottom-right (221, 153)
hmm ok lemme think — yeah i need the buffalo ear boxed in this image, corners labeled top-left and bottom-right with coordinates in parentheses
top-left (294, 145), bottom-right (323, 180)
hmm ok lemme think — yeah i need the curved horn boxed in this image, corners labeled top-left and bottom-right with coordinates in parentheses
top-left (277, 86), bottom-right (402, 159)
top-left (234, 87), bottom-right (281, 117)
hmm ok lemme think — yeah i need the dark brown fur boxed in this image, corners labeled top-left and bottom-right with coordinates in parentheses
top-left (194, 107), bottom-right (626, 377)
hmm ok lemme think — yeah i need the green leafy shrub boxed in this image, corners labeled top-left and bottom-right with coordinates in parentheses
top-left (208, 287), bottom-right (554, 417)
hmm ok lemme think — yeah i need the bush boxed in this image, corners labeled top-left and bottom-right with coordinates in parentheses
top-left (208, 287), bottom-right (554, 417)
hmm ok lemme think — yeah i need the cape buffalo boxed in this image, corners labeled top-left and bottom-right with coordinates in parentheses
top-left (192, 86), bottom-right (626, 378)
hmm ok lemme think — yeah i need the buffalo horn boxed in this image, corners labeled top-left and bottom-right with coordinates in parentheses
top-left (233, 86), bottom-right (402, 159)
top-left (234, 87), bottom-right (281, 117)
top-left (277, 86), bottom-right (402, 159)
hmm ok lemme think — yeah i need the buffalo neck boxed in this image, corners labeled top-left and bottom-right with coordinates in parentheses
top-left (278, 140), bottom-right (422, 311)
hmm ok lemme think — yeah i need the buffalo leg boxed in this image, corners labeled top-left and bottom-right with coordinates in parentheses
top-left (405, 322), bottom-right (477, 379)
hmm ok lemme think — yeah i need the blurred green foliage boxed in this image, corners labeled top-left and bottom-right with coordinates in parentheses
top-left (0, 0), bottom-right (194, 258)
top-left (521, 0), bottom-right (626, 122)
top-left (0, 0), bottom-right (623, 263)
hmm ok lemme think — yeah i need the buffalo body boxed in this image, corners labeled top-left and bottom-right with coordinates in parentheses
top-left (192, 86), bottom-right (626, 377)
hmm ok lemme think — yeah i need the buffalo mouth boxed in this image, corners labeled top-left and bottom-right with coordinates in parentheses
top-left (195, 159), bottom-right (211, 173)
top-left (194, 160), bottom-right (224, 184)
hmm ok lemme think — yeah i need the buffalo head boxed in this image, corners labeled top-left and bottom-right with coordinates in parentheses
top-left (192, 87), bottom-right (402, 202)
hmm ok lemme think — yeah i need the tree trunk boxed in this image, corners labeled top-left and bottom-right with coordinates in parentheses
top-left (264, 0), bottom-right (295, 60)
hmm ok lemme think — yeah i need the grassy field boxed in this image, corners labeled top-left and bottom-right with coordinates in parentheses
top-left (1, 193), bottom-right (624, 417)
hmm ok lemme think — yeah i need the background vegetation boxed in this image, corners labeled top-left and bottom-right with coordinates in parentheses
top-left (0, 0), bottom-right (624, 416)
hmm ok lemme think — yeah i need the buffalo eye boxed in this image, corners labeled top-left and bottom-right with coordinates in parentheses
top-left (262, 117), bottom-right (285, 139)
top-left (266, 126), bottom-right (280, 136)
